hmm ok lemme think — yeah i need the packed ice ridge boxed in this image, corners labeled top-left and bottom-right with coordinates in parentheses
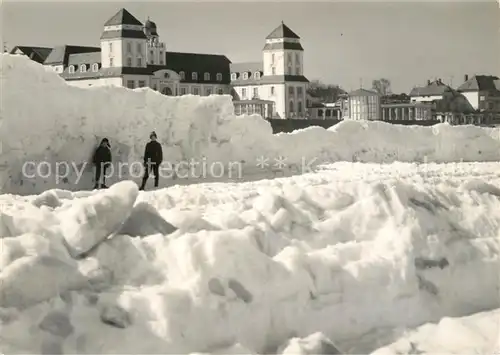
top-left (1, 54), bottom-right (500, 354)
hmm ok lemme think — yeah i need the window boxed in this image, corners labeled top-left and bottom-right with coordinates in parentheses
top-left (288, 53), bottom-right (292, 63)
top-left (127, 57), bottom-right (132, 67)
top-left (296, 53), bottom-right (300, 64)
top-left (272, 67), bottom-right (276, 75)
top-left (216, 73), bottom-right (223, 81)
top-left (242, 88), bottom-right (247, 99)
top-left (137, 43), bottom-right (142, 53)
top-left (138, 80), bottom-right (146, 88)
top-left (287, 66), bottom-right (292, 75)
top-left (242, 72), bottom-right (248, 80)
top-left (204, 72), bottom-right (210, 81)
top-left (68, 65), bottom-right (75, 73)
top-left (92, 63), bottom-right (99, 72)
top-left (109, 58), bottom-right (114, 67)
top-left (253, 88), bottom-right (258, 98)
top-left (180, 87), bottom-right (187, 95)
top-left (254, 72), bottom-right (260, 79)
top-left (179, 71), bottom-right (185, 80)
top-left (295, 66), bottom-right (300, 75)
top-left (109, 43), bottom-right (113, 52)
top-left (159, 58), bottom-right (164, 65)
top-left (289, 86), bottom-right (294, 95)
top-left (192, 72), bottom-right (198, 80)
top-left (271, 86), bottom-right (275, 95)
top-left (271, 53), bottom-right (275, 63)
top-left (206, 87), bottom-right (212, 96)
top-left (137, 57), bottom-right (142, 67)
top-left (289, 101), bottom-right (294, 114)
top-left (217, 88), bottom-right (224, 95)
top-left (164, 73), bottom-right (170, 79)
top-left (126, 42), bottom-right (132, 53)
top-left (150, 50), bottom-right (154, 58)
top-left (297, 87), bottom-right (303, 95)
top-left (127, 80), bottom-right (135, 89)
top-left (318, 109), bottom-right (324, 117)
top-left (298, 101), bottom-right (302, 114)
top-left (80, 64), bottom-right (86, 73)
top-left (193, 87), bottom-right (199, 95)
top-left (231, 73), bottom-right (237, 81)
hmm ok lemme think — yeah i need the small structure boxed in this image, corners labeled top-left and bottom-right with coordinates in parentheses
top-left (381, 102), bottom-right (433, 121)
top-left (347, 88), bottom-right (381, 120)
top-left (233, 99), bottom-right (274, 118)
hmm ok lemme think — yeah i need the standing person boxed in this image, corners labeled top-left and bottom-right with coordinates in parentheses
top-left (140, 131), bottom-right (163, 190)
top-left (92, 138), bottom-right (112, 189)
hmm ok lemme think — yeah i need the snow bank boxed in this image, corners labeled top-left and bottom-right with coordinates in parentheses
top-left (1, 163), bottom-right (499, 354)
top-left (2, 54), bottom-right (500, 194)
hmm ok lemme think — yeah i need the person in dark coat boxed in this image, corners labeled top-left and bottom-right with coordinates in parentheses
top-left (92, 138), bottom-right (112, 189)
top-left (140, 131), bottom-right (163, 190)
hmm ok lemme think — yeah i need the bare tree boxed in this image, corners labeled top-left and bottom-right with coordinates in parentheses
top-left (372, 78), bottom-right (392, 96)
top-left (307, 80), bottom-right (346, 103)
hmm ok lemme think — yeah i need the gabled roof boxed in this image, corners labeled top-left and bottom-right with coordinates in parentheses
top-left (266, 22), bottom-right (300, 40)
top-left (457, 75), bottom-right (500, 93)
top-left (349, 88), bottom-right (379, 96)
top-left (104, 8), bottom-right (143, 26)
top-left (44, 45), bottom-right (101, 65)
top-left (10, 46), bottom-right (53, 64)
top-left (409, 80), bottom-right (452, 97)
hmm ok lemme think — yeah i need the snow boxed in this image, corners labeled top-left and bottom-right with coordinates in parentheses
top-left (1, 54), bottom-right (500, 195)
top-left (1, 53), bottom-right (500, 354)
top-left (1, 164), bottom-right (500, 354)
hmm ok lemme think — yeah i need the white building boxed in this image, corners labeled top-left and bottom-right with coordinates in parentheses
top-left (457, 74), bottom-right (500, 112)
top-left (409, 79), bottom-right (452, 103)
top-left (39, 8), bottom-right (232, 95)
top-left (347, 89), bottom-right (380, 120)
top-left (230, 22), bottom-right (309, 119)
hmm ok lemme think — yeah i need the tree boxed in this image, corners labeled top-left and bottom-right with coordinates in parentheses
top-left (372, 78), bottom-right (391, 96)
top-left (307, 80), bottom-right (346, 103)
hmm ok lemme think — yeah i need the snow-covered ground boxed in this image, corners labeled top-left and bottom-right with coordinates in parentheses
top-left (1, 54), bottom-right (500, 195)
top-left (1, 54), bottom-right (500, 354)
top-left (1, 163), bottom-right (499, 354)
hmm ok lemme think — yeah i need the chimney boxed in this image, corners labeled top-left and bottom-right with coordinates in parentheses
top-left (464, 74), bottom-right (469, 82)
top-left (427, 79), bottom-right (431, 85)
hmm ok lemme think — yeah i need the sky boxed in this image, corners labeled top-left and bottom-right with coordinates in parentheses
top-left (1, 0), bottom-right (499, 93)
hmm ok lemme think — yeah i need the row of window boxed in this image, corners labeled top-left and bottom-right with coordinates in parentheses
top-left (125, 80), bottom-right (225, 96)
top-left (288, 100), bottom-right (304, 114)
top-left (231, 71), bottom-right (262, 81)
top-left (270, 53), bottom-right (301, 65)
top-left (231, 66), bottom-right (301, 80)
top-left (289, 86), bottom-right (304, 95)
top-left (68, 63), bottom-right (100, 73)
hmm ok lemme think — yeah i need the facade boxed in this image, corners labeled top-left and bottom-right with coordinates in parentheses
top-left (409, 79), bottom-right (452, 103)
top-left (38, 9), bottom-right (232, 95)
top-left (230, 22), bottom-right (309, 119)
top-left (457, 74), bottom-right (500, 112)
top-left (347, 89), bottom-right (381, 120)
top-left (380, 103), bottom-right (432, 121)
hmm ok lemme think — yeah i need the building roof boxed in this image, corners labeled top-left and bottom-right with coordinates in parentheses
top-left (266, 22), bottom-right (300, 40)
top-left (10, 46), bottom-right (53, 64)
top-left (231, 74), bottom-right (309, 86)
top-left (457, 75), bottom-right (500, 93)
top-left (230, 62), bottom-right (263, 74)
top-left (409, 80), bottom-right (452, 97)
top-left (44, 45), bottom-right (101, 65)
top-left (348, 88), bottom-right (379, 96)
top-left (104, 8), bottom-right (143, 26)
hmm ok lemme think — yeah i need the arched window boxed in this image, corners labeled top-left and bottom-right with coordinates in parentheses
top-left (242, 72), bottom-right (248, 80)
top-left (68, 65), bottom-right (75, 73)
top-left (192, 72), bottom-right (198, 80)
top-left (92, 63), bottom-right (99, 72)
top-left (298, 101), bottom-right (302, 114)
top-left (179, 71), bottom-right (185, 80)
top-left (204, 72), bottom-right (210, 81)
top-left (289, 100), bottom-right (294, 114)
top-left (231, 73), bottom-right (237, 81)
top-left (216, 73), bottom-right (223, 81)
top-left (217, 88), bottom-right (224, 95)
top-left (80, 64), bottom-right (86, 73)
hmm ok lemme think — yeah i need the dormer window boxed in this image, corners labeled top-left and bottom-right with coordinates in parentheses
top-left (192, 72), bottom-right (198, 80)
top-left (80, 64), bottom-right (86, 73)
top-left (254, 71), bottom-right (260, 79)
top-left (179, 71), bottom-right (185, 80)
top-left (92, 63), bottom-right (99, 72)
top-left (68, 65), bottom-right (75, 73)
top-left (204, 72), bottom-right (210, 81)
top-left (231, 73), bottom-right (237, 81)
top-left (242, 72), bottom-right (248, 80)
top-left (164, 72), bottom-right (170, 79)
top-left (216, 73), bottom-right (222, 81)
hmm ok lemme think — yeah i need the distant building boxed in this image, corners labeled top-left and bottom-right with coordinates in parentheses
top-left (15, 8), bottom-right (232, 95)
top-left (380, 102), bottom-right (433, 121)
top-left (347, 88), bottom-right (381, 120)
top-left (230, 22), bottom-right (309, 119)
top-left (409, 79), bottom-right (452, 103)
top-left (9, 46), bottom-right (52, 64)
top-left (457, 74), bottom-right (500, 112)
